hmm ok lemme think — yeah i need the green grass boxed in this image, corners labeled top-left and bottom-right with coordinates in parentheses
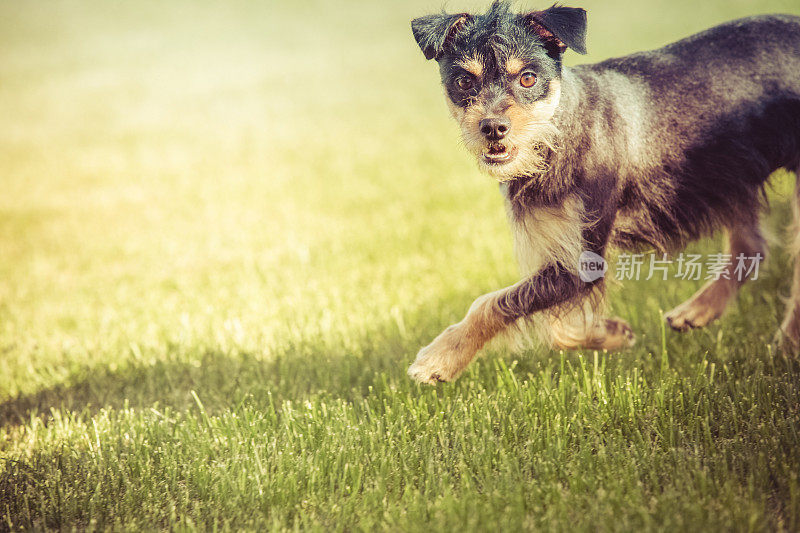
top-left (2, 0), bottom-right (800, 530)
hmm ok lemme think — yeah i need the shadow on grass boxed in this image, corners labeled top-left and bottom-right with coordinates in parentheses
top-left (0, 312), bottom-right (644, 429)
top-left (0, 309), bottom-right (781, 429)
top-left (0, 306), bottom-right (664, 429)
top-left (0, 316), bottom-right (425, 427)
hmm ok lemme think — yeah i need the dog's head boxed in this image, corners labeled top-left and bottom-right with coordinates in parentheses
top-left (412, 2), bottom-right (586, 180)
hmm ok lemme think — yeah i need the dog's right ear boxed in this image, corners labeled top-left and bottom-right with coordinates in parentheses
top-left (411, 13), bottom-right (472, 60)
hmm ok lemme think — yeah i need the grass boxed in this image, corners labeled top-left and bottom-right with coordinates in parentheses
top-left (1, 0), bottom-right (800, 530)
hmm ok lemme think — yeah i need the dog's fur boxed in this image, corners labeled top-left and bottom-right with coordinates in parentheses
top-left (408, 1), bottom-right (800, 383)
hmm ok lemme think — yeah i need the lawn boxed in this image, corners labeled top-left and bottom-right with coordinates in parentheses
top-left (1, 0), bottom-right (800, 530)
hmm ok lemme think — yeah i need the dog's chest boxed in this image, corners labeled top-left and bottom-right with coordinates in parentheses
top-left (501, 185), bottom-right (585, 276)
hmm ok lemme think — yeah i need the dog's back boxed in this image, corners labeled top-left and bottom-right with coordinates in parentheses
top-left (592, 14), bottom-right (800, 167)
top-left (598, 15), bottom-right (800, 93)
top-left (574, 15), bottom-right (800, 249)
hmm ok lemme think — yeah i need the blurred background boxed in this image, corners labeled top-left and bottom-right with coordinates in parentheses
top-left (3, 0), bottom-right (798, 400)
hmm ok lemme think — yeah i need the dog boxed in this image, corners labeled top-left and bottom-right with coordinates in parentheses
top-left (407, 1), bottom-right (800, 384)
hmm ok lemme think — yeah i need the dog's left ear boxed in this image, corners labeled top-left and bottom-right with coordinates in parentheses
top-left (522, 5), bottom-right (587, 58)
top-left (411, 12), bottom-right (473, 60)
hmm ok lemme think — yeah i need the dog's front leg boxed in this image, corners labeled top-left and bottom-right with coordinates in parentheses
top-left (408, 265), bottom-right (588, 384)
top-left (407, 289), bottom-right (508, 384)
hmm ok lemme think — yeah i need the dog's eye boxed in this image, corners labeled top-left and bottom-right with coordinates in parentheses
top-left (520, 72), bottom-right (537, 88)
top-left (456, 75), bottom-right (474, 91)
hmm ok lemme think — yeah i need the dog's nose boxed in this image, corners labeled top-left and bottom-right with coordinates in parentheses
top-left (479, 117), bottom-right (510, 140)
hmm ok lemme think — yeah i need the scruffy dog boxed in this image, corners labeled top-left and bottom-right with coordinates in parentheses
top-left (407, 1), bottom-right (800, 383)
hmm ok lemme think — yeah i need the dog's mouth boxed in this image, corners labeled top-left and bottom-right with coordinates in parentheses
top-left (482, 143), bottom-right (517, 165)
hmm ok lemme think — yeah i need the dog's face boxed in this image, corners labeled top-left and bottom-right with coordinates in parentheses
top-left (412, 2), bottom-right (587, 181)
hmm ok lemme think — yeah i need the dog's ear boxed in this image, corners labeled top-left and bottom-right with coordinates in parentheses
top-left (522, 5), bottom-right (587, 58)
top-left (411, 12), bottom-right (472, 60)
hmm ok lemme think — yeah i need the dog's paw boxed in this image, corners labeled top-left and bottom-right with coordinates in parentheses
top-left (665, 281), bottom-right (733, 331)
top-left (407, 360), bottom-right (449, 384)
top-left (665, 301), bottom-right (723, 331)
top-left (600, 317), bottom-right (636, 350)
top-left (407, 327), bottom-right (472, 384)
top-left (407, 345), bottom-right (458, 384)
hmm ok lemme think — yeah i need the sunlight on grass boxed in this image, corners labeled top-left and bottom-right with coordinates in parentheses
top-left (1, 0), bottom-right (799, 529)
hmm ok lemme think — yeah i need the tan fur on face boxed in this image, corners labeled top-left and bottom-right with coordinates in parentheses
top-left (447, 97), bottom-right (486, 143)
top-left (522, 78), bottom-right (561, 123)
top-left (505, 57), bottom-right (524, 76)
top-left (455, 55), bottom-right (483, 78)
top-left (450, 79), bottom-right (562, 182)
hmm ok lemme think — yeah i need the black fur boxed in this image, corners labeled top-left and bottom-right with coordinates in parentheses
top-left (411, 12), bottom-right (472, 60)
top-left (524, 5), bottom-right (587, 56)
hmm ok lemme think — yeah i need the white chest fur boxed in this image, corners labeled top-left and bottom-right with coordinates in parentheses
top-left (501, 184), bottom-right (585, 277)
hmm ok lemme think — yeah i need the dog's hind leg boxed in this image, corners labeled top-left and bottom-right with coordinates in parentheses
top-left (665, 221), bottom-right (765, 331)
top-left (779, 169), bottom-right (800, 350)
